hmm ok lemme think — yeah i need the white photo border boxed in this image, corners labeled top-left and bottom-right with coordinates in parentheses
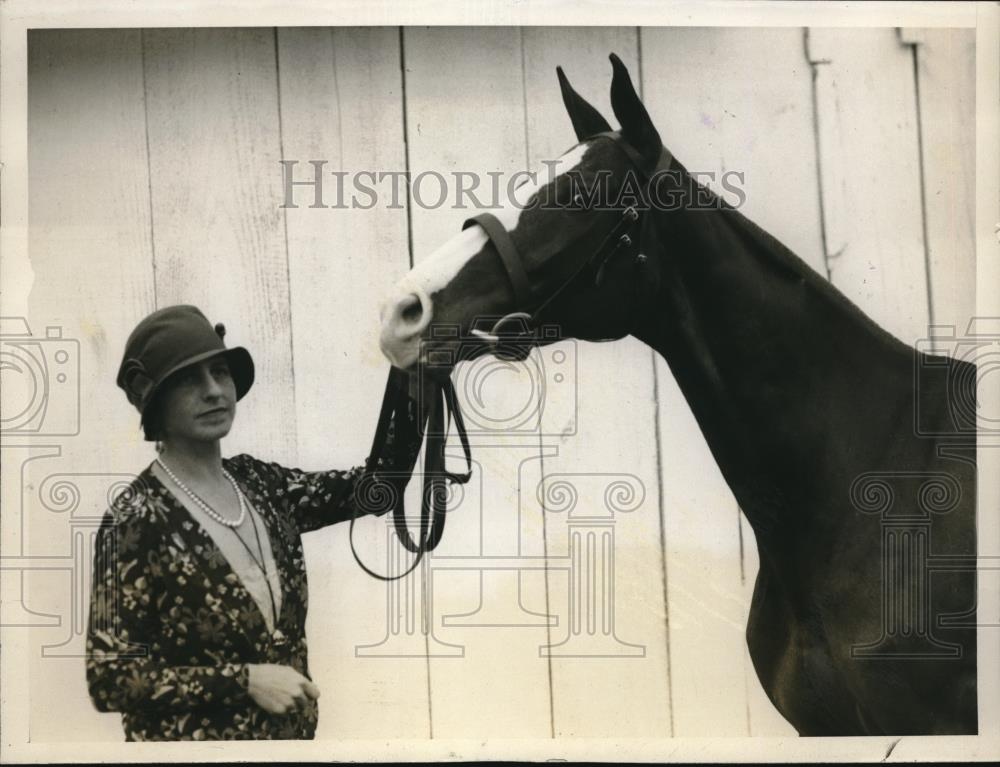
top-left (1, 0), bottom-right (997, 762)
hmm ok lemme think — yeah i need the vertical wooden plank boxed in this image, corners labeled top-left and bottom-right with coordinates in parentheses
top-left (143, 28), bottom-right (297, 465)
top-left (642, 29), bottom-right (827, 274)
top-left (521, 29), bottom-right (673, 738)
top-left (276, 26), bottom-right (431, 739)
top-left (901, 28), bottom-right (976, 343)
top-left (641, 27), bottom-right (828, 736)
top-left (27, 29), bottom-right (157, 451)
top-left (652, 369), bottom-right (749, 737)
top-left (808, 27), bottom-right (929, 345)
top-left (404, 26), bottom-right (552, 739)
top-left (26, 28), bottom-right (156, 742)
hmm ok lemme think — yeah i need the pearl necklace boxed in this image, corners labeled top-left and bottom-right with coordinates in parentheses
top-left (156, 457), bottom-right (247, 528)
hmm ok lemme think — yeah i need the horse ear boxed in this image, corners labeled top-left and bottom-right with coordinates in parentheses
top-left (557, 65), bottom-right (612, 141)
top-left (608, 53), bottom-right (662, 170)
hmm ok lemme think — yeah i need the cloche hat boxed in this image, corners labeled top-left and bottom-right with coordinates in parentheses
top-left (116, 305), bottom-right (255, 427)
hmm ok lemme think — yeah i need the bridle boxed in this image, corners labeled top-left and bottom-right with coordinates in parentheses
top-left (349, 131), bottom-right (671, 581)
top-left (349, 366), bottom-right (471, 581)
top-left (462, 131), bottom-right (672, 356)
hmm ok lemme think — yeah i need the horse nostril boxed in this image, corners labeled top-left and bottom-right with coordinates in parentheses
top-left (383, 289), bottom-right (431, 352)
top-left (401, 294), bottom-right (423, 324)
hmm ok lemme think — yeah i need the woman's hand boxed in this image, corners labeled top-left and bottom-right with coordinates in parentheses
top-left (247, 663), bottom-right (320, 715)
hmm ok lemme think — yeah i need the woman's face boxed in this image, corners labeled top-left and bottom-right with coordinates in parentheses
top-left (158, 356), bottom-right (237, 445)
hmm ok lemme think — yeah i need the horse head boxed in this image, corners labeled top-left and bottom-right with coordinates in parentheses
top-left (379, 54), bottom-right (669, 376)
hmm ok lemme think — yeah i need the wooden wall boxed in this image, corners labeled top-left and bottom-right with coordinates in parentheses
top-left (25, 26), bottom-right (975, 741)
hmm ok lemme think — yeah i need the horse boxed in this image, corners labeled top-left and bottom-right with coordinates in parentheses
top-left (376, 53), bottom-right (977, 736)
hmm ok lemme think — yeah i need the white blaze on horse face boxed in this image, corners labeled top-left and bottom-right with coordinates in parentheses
top-left (379, 143), bottom-right (591, 369)
top-left (398, 142), bottom-right (589, 296)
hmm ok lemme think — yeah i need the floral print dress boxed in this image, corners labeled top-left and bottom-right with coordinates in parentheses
top-left (86, 453), bottom-right (401, 741)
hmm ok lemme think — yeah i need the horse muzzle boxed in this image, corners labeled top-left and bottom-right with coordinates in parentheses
top-left (379, 287), bottom-right (433, 370)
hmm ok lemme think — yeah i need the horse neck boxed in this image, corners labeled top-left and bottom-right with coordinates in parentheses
top-left (629, 162), bottom-right (914, 544)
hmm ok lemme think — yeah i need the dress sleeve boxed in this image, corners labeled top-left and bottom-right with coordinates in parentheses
top-left (238, 419), bottom-right (421, 534)
top-left (85, 509), bottom-right (250, 714)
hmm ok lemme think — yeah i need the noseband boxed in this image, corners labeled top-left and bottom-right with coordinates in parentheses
top-left (463, 131), bottom-right (672, 355)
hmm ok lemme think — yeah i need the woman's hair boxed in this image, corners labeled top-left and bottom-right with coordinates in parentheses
top-left (141, 388), bottom-right (167, 442)
top-left (141, 368), bottom-right (183, 443)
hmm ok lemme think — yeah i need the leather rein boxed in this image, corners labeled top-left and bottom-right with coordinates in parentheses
top-left (350, 131), bottom-right (670, 581)
top-left (349, 367), bottom-right (472, 581)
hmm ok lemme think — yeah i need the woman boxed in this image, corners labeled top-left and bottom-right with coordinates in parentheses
top-left (86, 304), bottom-right (416, 740)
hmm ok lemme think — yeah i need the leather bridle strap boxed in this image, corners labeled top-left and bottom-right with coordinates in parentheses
top-left (461, 133), bottom-right (671, 349)
top-left (463, 203), bottom-right (639, 341)
top-left (349, 367), bottom-right (472, 581)
top-left (524, 205), bottom-right (639, 326)
top-left (463, 212), bottom-right (534, 308)
top-left (396, 377), bottom-right (472, 553)
top-left (591, 130), bottom-right (673, 183)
